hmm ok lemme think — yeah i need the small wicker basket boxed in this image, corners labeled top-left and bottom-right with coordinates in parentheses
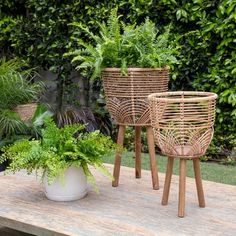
top-left (148, 91), bottom-right (217, 158)
top-left (14, 103), bottom-right (37, 122)
top-left (102, 67), bottom-right (169, 126)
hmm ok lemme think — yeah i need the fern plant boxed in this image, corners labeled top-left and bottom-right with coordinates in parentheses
top-left (69, 8), bottom-right (178, 79)
top-left (0, 118), bottom-right (115, 190)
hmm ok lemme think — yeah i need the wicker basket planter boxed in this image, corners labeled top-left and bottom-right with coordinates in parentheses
top-left (102, 67), bottom-right (169, 190)
top-left (148, 91), bottom-right (217, 217)
top-left (14, 103), bottom-right (37, 122)
top-left (102, 67), bottom-right (169, 126)
top-left (148, 91), bottom-right (217, 158)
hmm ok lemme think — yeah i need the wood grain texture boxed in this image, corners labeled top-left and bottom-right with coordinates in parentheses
top-left (178, 159), bottom-right (187, 218)
top-left (162, 157), bottom-right (174, 205)
top-left (193, 158), bottom-right (205, 208)
top-left (112, 125), bottom-right (126, 187)
top-left (135, 126), bottom-right (142, 178)
top-left (0, 224), bottom-right (33, 236)
top-left (0, 164), bottom-right (236, 236)
top-left (146, 126), bottom-right (159, 190)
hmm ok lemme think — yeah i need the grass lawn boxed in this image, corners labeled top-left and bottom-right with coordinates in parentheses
top-left (103, 152), bottom-right (236, 186)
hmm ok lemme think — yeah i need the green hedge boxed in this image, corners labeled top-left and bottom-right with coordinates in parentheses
top-left (0, 0), bottom-right (235, 159)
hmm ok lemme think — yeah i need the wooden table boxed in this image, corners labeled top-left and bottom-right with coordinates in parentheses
top-left (0, 164), bottom-right (236, 236)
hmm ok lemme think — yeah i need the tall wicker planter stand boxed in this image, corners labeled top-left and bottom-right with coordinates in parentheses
top-left (102, 67), bottom-right (169, 189)
top-left (148, 91), bottom-right (217, 217)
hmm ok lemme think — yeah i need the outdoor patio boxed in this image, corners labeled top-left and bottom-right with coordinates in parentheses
top-left (0, 164), bottom-right (235, 236)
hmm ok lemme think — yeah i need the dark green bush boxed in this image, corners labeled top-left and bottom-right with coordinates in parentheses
top-left (0, 0), bottom-right (235, 159)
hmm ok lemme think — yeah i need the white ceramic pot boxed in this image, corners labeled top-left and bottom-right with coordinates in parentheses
top-left (43, 166), bottom-right (87, 201)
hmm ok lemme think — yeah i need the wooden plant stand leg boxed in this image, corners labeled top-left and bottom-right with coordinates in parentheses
top-left (146, 126), bottom-right (159, 190)
top-left (112, 125), bottom-right (126, 187)
top-left (178, 158), bottom-right (187, 218)
top-left (193, 158), bottom-right (205, 208)
top-left (162, 157), bottom-right (174, 205)
top-left (135, 126), bottom-right (142, 178)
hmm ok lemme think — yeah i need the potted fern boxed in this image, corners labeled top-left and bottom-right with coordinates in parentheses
top-left (69, 9), bottom-right (178, 189)
top-left (0, 118), bottom-right (115, 201)
top-left (70, 9), bottom-right (178, 126)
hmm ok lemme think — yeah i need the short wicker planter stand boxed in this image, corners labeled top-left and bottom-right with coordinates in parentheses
top-left (14, 103), bottom-right (37, 122)
top-left (148, 91), bottom-right (217, 217)
top-left (102, 67), bottom-right (169, 189)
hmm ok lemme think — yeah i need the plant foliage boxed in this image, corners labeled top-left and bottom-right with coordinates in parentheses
top-left (69, 8), bottom-right (178, 79)
top-left (0, 58), bottom-right (46, 140)
top-left (0, 0), bottom-right (235, 159)
top-left (0, 118), bottom-right (115, 190)
top-left (0, 58), bottom-right (44, 109)
top-left (0, 109), bottom-right (26, 137)
top-left (55, 106), bottom-right (98, 132)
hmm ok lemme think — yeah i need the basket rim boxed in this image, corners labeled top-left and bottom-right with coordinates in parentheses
top-left (15, 102), bottom-right (37, 108)
top-left (148, 91), bottom-right (218, 102)
top-left (102, 66), bottom-right (169, 72)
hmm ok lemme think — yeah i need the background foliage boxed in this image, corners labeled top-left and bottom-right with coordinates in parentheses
top-left (0, 0), bottom-right (235, 159)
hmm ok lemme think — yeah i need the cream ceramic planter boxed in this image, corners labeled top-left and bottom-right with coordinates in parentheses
top-left (43, 166), bottom-right (87, 201)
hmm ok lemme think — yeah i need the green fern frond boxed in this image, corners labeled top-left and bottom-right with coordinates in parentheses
top-left (155, 25), bottom-right (171, 49)
top-left (1, 118), bottom-right (115, 192)
top-left (107, 8), bottom-right (121, 40)
top-left (70, 22), bottom-right (102, 44)
top-left (69, 9), bottom-right (178, 79)
top-left (98, 22), bottom-right (110, 41)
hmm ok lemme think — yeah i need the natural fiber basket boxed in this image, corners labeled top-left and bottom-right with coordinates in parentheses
top-left (14, 103), bottom-right (37, 122)
top-left (148, 91), bottom-right (217, 158)
top-left (102, 67), bottom-right (169, 126)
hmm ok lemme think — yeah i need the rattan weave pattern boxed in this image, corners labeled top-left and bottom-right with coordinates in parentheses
top-left (148, 91), bottom-right (217, 158)
top-left (14, 103), bottom-right (37, 122)
top-left (102, 68), bottom-right (169, 126)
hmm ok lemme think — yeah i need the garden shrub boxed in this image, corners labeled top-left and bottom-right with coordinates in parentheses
top-left (172, 0), bottom-right (236, 158)
top-left (0, 0), bottom-right (235, 159)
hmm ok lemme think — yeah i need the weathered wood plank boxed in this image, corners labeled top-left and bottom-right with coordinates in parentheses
top-left (0, 224), bottom-right (33, 236)
top-left (0, 164), bottom-right (236, 236)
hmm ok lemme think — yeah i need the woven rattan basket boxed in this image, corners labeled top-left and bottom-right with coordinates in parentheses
top-left (14, 103), bottom-right (37, 122)
top-left (102, 67), bottom-right (169, 126)
top-left (148, 91), bottom-right (217, 158)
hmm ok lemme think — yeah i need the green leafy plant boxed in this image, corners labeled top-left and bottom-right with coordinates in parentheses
top-left (0, 103), bottom-right (53, 171)
top-left (0, 118), bottom-right (115, 190)
top-left (0, 58), bottom-right (44, 109)
top-left (0, 57), bottom-right (46, 144)
top-left (0, 109), bottom-right (27, 137)
top-left (1, 0), bottom-right (235, 159)
top-left (24, 103), bottom-right (54, 139)
top-left (69, 8), bottom-right (178, 79)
